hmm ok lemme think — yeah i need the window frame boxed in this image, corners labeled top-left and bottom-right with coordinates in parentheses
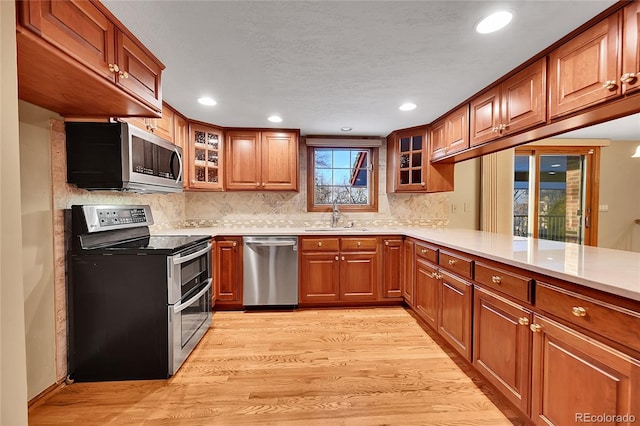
top-left (306, 146), bottom-right (379, 213)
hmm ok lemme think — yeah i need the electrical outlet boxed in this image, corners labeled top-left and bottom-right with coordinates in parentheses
top-left (451, 204), bottom-right (457, 213)
top-left (464, 202), bottom-right (471, 212)
top-left (599, 204), bottom-right (609, 212)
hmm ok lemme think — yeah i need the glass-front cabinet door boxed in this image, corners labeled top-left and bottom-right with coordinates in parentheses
top-left (389, 128), bottom-right (427, 192)
top-left (188, 124), bottom-right (223, 190)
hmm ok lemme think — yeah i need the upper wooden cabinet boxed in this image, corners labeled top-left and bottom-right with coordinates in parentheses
top-left (187, 123), bottom-right (224, 191)
top-left (173, 113), bottom-right (188, 152)
top-left (122, 103), bottom-right (175, 143)
top-left (386, 127), bottom-right (454, 193)
top-left (549, 13), bottom-right (621, 118)
top-left (429, 105), bottom-right (469, 161)
top-left (16, 0), bottom-right (164, 116)
top-left (622, 1), bottom-right (640, 95)
top-left (225, 130), bottom-right (299, 191)
top-left (470, 58), bottom-right (547, 146)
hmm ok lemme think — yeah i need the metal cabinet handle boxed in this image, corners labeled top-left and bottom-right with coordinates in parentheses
top-left (620, 72), bottom-right (637, 83)
top-left (232, 241), bottom-right (237, 247)
top-left (518, 317), bottom-right (529, 326)
top-left (341, 256), bottom-right (345, 261)
top-left (335, 256), bottom-right (339, 261)
top-left (420, 248), bottom-right (427, 254)
top-left (357, 241), bottom-right (361, 247)
top-left (491, 275), bottom-right (502, 284)
top-left (318, 241), bottom-right (323, 247)
top-left (172, 243), bottom-right (211, 265)
top-left (602, 80), bottom-right (617, 90)
top-left (530, 324), bottom-right (542, 333)
top-left (448, 259), bottom-right (457, 266)
top-left (385, 241), bottom-right (389, 246)
top-left (108, 63), bottom-right (120, 73)
top-left (572, 306), bottom-right (587, 317)
top-left (119, 70), bottom-right (129, 79)
top-left (420, 182), bottom-right (426, 187)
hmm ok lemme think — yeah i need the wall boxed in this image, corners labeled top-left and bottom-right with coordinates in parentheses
top-left (598, 140), bottom-right (640, 252)
top-left (1, 1), bottom-right (29, 424)
top-left (449, 158), bottom-right (480, 229)
top-left (185, 141), bottom-right (459, 228)
top-left (18, 102), bottom-right (58, 400)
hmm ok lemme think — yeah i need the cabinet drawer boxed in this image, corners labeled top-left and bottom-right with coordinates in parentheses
top-left (475, 262), bottom-right (532, 304)
top-left (439, 250), bottom-right (473, 279)
top-left (340, 237), bottom-right (377, 251)
top-left (300, 238), bottom-right (339, 251)
top-left (536, 283), bottom-right (640, 353)
top-left (415, 241), bottom-right (438, 263)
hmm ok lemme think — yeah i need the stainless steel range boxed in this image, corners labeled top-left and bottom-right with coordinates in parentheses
top-left (66, 205), bottom-right (212, 381)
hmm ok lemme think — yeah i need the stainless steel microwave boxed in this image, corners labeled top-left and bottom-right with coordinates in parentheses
top-left (65, 121), bottom-right (183, 193)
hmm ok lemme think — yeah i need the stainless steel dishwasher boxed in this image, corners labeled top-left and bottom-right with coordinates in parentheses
top-left (243, 236), bottom-right (299, 308)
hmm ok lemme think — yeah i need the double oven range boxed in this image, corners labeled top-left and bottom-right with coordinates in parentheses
top-left (67, 205), bottom-right (212, 381)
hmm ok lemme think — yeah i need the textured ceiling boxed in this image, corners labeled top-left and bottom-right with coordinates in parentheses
top-left (102, 0), bottom-right (624, 137)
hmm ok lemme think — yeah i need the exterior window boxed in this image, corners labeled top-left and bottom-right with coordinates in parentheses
top-left (307, 147), bottom-right (378, 212)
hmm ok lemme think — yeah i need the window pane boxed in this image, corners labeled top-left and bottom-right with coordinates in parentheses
top-left (514, 155), bottom-right (530, 237)
top-left (333, 150), bottom-right (350, 168)
top-left (411, 152), bottom-right (422, 167)
top-left (334, 186), bottom-right (350, 204)
top-left (400, 154), bottom-right (410, 169)
top-left (333, 169), bottom-right (350, 186)
top-left (400, 138), bottom-right (410, 152)
top-left (411, 169), bottom-right (422, 184)
top-left (315, 186), bottom-right (333, 204)
top-left (315, 150), bottom-right (332, 169)
top-left (400, 170), bottom-right (409, 184)
top-left (412, 136), bottom-right (423, 150)
top-left (315, 169), bottom-right (332, 186)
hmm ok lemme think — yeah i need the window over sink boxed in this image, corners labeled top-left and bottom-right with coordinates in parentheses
top-left (307, 147), bottom-right (378, 212)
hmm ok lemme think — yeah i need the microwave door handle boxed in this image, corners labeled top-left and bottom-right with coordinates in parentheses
top-left (172, 243), bottom-right (212, 265)
top-left (174, 148), bottom-right (183, 184)
top-left (173, 279), bottom-right (212, 314)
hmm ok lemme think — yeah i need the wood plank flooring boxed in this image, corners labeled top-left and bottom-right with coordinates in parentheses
top-left (29, 307), bottom-right (524, 425)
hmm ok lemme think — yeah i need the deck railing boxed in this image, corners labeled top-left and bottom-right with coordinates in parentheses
top-left (513, 214), bottom-right (567, 241)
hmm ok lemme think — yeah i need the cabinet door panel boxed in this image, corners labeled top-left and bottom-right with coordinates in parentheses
top-left (189, 124), bottom-right (223, 190)
top-left (116, 31), bottom-right (163, 112)
top-left (549, 14), bottom-right (621, 118)
top-left (20, 0), bottom-right (116, 81)
top-left (439, 271), bottom-right (472, 361)
top-left (226, 131), bottom-right (261, 190)
top-left (623, 1), bottom-right (640, 95)
top-left (299, 252), bottom-right (340, 303)
top-left (501, 58), bottom-right (547, 134)
top-left (445, 104), bottom-right (470, 155)
top-left (402, 240), bottom-right (415, 305)
top-left (382, 239), bottom-right (403, 298)
top-left (474, 286), bottom-right (531, 415)
top-left (414, 258), bottom-right (439, 329)
top-left (470, 87), bottom-right (500, 146)
top-left (340, 253), bottom-right (378, 301)
top-left (429, 120), bottom-right (447, 160)
top-left (215, 239), bottom-right (241, 302)
top-left (531, 315), bottom-right (640, 425)
top-left (261, 131), bottom-right (298, 191)
top-left (149, 104), bottom-right (174, 143)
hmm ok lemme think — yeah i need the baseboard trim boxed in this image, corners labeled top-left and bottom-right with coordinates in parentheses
top-left (28, 381), bottom-right (66, 411)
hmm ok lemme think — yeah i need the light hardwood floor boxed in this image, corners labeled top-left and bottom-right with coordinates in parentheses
top-left (29, 307), bottom-right (524, 425)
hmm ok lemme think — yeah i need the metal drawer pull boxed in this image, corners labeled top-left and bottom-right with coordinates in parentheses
top-left (572, 306), bottom-right (587, 317)
top-left (173, 279), bottom-right (212, 314)
top-left (357, 241), bottom-right (361, 247)
top-left (385, 241), bottom-right (389, 246)
top-left (421, 249), bottom-right (427, 254)
top-left (334, 256), bottom-right (339, 261)
top-left (602, 80), bottom-right (617, 90)
top-left (172, 243), bottom-right (211, 265)
top-left (491, 275), bottom-right (502, 284)
top-left (620, 72), bottom-right (637, 83)
top-left (518, 317), bottom-right (529, 326)
top-left (318, 242), bottom-right (323, 247)
top-left (530, 324), bottom-right (542, 333)
top-left (448, 259), bottom-right (457, 266)
top-left (341, 256), bottom-right (345, 261)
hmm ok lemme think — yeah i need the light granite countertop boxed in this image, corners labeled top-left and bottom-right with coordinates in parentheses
top-left (156, 227), bottom-right (640, 302)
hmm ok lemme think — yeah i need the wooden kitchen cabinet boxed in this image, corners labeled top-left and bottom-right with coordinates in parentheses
top-left (187, 123), bottom-right (224, 190)
top-left (299, 237), bottom-right (378, 304)
top-left (439, 270), bottom-right (473, 361)
top-left (214, 237), bottom-right (242, 304)
top-left (122, 102), bottom-right (175, 143)
top-left (414, 257), bottom-right (439, 330)
top-left (470, 58), bottom-right (546, 146)
top-left (473, 286), bottom-right (532, 415)
top-left (173, 113), bottom-right (188, 152)
top-left (530, 314), bottom-right (640, 425)
top-left (429, 105), bottom-right (469, 160)
top-left (402, 239), bottom-right (415, 306)
top-left (549, 13), bottom-right (621, 118)
top-left (16, 0), bottom-right (164, 116)
top-left (382, 238), bottom-right (403, 298)
top-left (386, 127), bottom-right (454, 193)
top-left (225, 130), bottom-right (299, 191)
top-left (622, 1), bottom-right (640, 95)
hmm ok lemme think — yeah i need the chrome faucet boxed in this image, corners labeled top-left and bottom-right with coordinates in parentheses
top-left (331, 199), bottom-right (340, 227)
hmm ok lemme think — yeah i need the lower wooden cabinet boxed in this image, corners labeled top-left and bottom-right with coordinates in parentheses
top-left (402, 239), bottom-right (415, 306)
top-left (473, 286), bottom-right (532, 415)
top-left (299, 237), bottom-right (379, 304)
top-left (414, 257), bottom-right (439, 329)
top-left (381, 238), bottom-right (403, 298)
top-left (438, 270), bottom-right (473, 361)
top-left (214, 236), bottom-right (242, 304)
top-left (530, 314), bottom-right (640, 425)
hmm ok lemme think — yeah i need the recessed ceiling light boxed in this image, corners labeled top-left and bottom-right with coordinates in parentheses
top-left (197, 97), bottom-right (217, 106)
top-left (340, 127), bottom-right (352, 132)
top-left (399, 103), bottom-right (417, 111)
top-left (476, 11), bottom-right (513, 34)
top-left (268, 115), bottom-right (283, 123)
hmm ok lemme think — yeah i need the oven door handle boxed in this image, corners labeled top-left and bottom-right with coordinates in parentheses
top-left (172, 243), bottom-right (211, 265)
top-left (173, 279), bottom-right (212, 314)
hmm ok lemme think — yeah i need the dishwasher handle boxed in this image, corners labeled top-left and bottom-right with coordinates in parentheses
top-left (245, 240), bottom-right (297, 247)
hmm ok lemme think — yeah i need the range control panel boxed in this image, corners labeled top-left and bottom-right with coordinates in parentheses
top-left (82, 205), bottom-right (154, 232)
